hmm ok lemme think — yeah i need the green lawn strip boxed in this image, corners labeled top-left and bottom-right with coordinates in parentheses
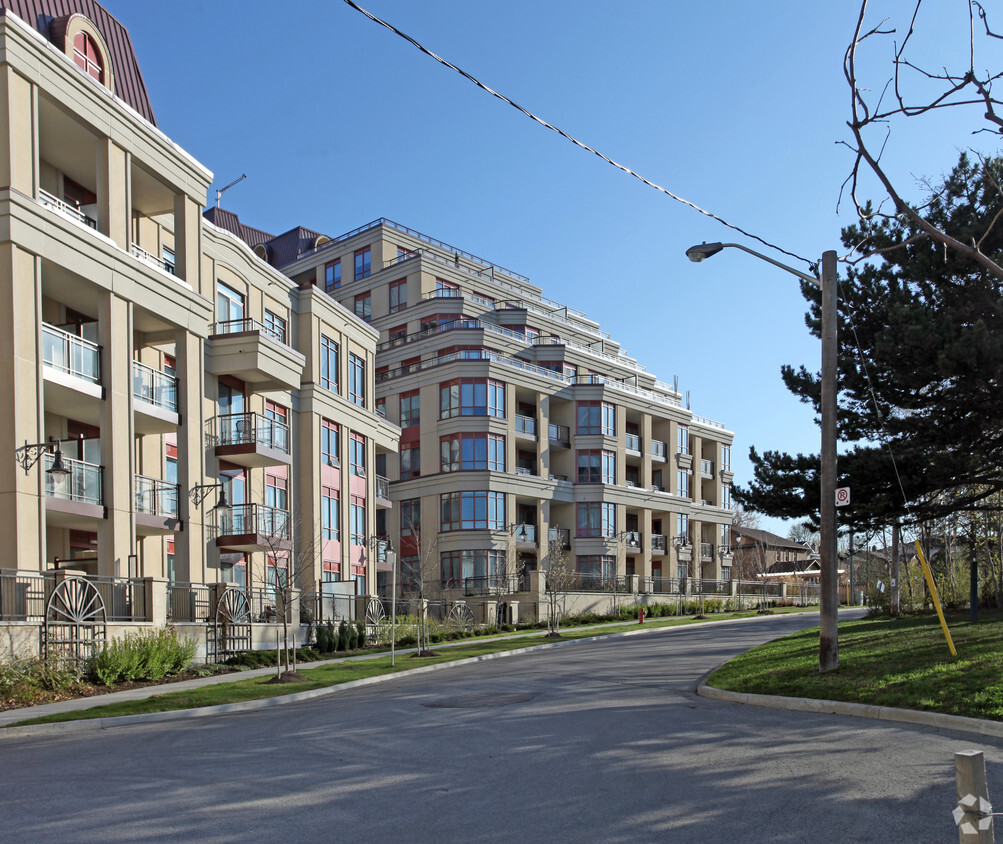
top-left (8, 607), bottom-right (813, 727)
top-left (707, 610), bottom-right (1003, 721)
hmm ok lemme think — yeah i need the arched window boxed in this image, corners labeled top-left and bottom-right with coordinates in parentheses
top-left (73, 32), bottom-right (104, 83)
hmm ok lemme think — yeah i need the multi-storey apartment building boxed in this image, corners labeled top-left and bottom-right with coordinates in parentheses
top-left (0, 1), bottom-right (396, 626)
top-left (231, 217), bottom-right (736, 599)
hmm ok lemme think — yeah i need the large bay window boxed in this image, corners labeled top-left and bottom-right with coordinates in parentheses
top-left (439, 378), bottom-right (505, 418)
top-left (440, 491), bottom-right (505, 531)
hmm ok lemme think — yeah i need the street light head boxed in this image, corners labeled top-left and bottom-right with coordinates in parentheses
top-left (685, 242), bottom-right (724, 263)
top-left (213, 485), bottom-right (230, 513)
top-left (46, 443), bottom-right (71, 477)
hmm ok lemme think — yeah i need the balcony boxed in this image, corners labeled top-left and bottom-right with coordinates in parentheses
top-left (44, 453), bottom-right (104, 527)
top-left (375, 474), bottom-right (392, 507)
top-left (130, 244), bottom-right (174, 275)
top-left (135, 475), bottom-right (180, 535)
top-left (205, 318), bottom-right (305, 392)
top-left (214, 503), bottom-right (291, 553)
top-left (38, 188), bottom-right (97, 229)
top-left (548, 527), bottom-right (571, 549)
top-left (651, 440), bottom-right (666, 461)
top-left (42, 323), bottom-right (102, 425)
top-left (133, 361), bottom-right (179, 434)
top-left (515, 414), bottom-right (537, 439)
top-left (701, 459), bottom-right (715, 478)
top-left (208, 412), bottom-right (291, 469)
top-left (700, 542), bottom-right (714, 561)
top-left (548, 423), bottom-right (570, 448)
top-left (625, 433), bottom-right (641, 455)
top-left (651, 534), bottom-right (667, 555)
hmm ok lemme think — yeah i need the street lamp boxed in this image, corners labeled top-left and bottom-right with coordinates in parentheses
top-left (685, 240), bottom-right (839, 671)
top-left (189, 482), bottom-right (230, 512)
top-left (14, 437), bottom-right (73, 476)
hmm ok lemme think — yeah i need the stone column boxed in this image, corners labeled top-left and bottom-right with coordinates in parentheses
top-left (98, 292), bottom-right (134, 577)
top-left (96, 138), bottom-right (129, 248)
top-left (174, 329), bottom-right (205, 584)
top-left (0, 68), bottom-right (36, 195)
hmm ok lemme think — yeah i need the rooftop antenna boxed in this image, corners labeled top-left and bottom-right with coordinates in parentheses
top-left (686, 390), bottom-right (691, 409)
top-left (673, 375), bottom-right (679, 393)
top-left (215, 174), bottom-right (247, 208)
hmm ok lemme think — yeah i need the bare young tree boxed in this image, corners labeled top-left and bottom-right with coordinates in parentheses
top-left (399, 507), bottom-right (440, 655)
top-left (843, 0), bottom-right (1003, 276)
top-left (543, 527), bottom-right (576, 637)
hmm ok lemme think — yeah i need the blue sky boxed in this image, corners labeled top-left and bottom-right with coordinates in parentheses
top-left (114, 0), bottom-right (992, 536)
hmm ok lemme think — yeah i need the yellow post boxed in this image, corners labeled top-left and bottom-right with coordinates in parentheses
top-left (914, 540), bottom-right (957, 657)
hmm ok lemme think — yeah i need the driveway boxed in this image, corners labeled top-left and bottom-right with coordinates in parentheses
top-left (1, 611), bottom-right (993, 843)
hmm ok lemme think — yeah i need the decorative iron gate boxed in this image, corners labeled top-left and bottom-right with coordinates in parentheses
top-left (43, 576), bottom-right (107, 663)
top-left (206, 586), bottom-right (251, 663)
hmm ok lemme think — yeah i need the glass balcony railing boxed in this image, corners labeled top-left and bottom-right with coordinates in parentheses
top-left (42, 323), bottom-right (100, 383)
top-left (625, 433), bottom-right (641, 452)
top-left (134, 475), bottom-right (179, 516)
top-left (515, 414), bottom-right (536, 435)
top-left (44, 453), bottom-right (102, 506)
top-left (217, 503), bottom-right (290, 539)
top-left (651, 534), bottom-right (667, 552)
top-left (701, 459), bottom-right (715, 476)
top-left (651, 440), bottom-right (666, 459)
top-left (211, 412), bottom-right (290, 454)
top-left (548, 423), bottom-right (570, 446)
top-left (375, 474), bottom-right (390, 499)
top-left (548, 527), bottom-right (571, 548)
top-left (132, 361), bottom-right (178, 412)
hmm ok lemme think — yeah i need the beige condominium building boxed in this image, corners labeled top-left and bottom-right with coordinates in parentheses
top-left (0, 0), bottom-right (397, 634)
top-left (227, 216), bottom-right (736, 603)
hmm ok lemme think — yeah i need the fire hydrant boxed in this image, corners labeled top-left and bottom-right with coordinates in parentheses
top-left (638, 606), bottom-right (645, 624)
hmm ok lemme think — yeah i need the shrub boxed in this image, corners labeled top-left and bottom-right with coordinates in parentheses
top-left (355, 620), bottom-right (366, 649)
top-left (0, 653), bottom-right (84, 706)
top-left (337, 620), bottom-right (349, 651)
top-left (91, 628), bottom-right (197, 687)
top-left (346, 623), bottom-right (359, 650)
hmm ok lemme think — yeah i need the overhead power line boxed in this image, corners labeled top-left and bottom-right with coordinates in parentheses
top-left (341, 0), bottom-right (815, 269)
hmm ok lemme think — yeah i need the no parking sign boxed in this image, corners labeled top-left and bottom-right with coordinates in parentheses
top-left (835, 487), bottom-right (851, 507)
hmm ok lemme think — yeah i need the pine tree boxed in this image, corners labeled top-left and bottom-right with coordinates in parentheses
top-left (737, 153), bottom-right (1003, 531)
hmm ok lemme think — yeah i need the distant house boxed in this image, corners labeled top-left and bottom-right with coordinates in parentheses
top-left (730, 527), bottom-right (813, 581)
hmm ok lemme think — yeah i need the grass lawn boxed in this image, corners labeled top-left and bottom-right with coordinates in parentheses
top-left (8, 606), bottom-right (813, 727)
top-left (707, 610), bottom-right (1003, 721)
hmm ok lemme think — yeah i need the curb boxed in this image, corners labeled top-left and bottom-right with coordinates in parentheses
top-left (696, 681), bottom-right (1003, 739)
top-left (0, 623), bottom-right (684, 739)
top-left (0, 609), bottom-right (841, 740)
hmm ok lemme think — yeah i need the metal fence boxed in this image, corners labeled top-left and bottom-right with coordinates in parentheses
top-left (167, 581), bottom-right (212, 622)
top-left (0, 570), bottom-right (148, 622)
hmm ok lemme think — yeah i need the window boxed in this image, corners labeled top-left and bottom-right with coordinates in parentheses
top-left (721, 524), bottom-right (731, 552)
top-left (722, 484), bottom-right (733, 509)
top-left (354, 292), bottom-right (372, 322)
top-left (721, 445), bottom-right (732, 471)
top-left (576, 502), bottom-right (615, 538)
top-left (162, 247), bottom-right (175, 274)
top-left (439, 379), bottom-right (505, 418)
top-left (350, 432), bottom-right (366, 477)
top-left (440, 491), bottom-right (505, 531)
top-left (576, 401), bottom-right (615, 435)
top-left (677, 560), bottom-right (690, 579)
top-left (435, 278), bottom-right (460, 297)
top-left (440, 550), bottom-right (504, 589)
top-left (400, 445), bottom-right (420, 480)
top-left (677, 470), bottom-right (691, 499)
top-left (576, 450), bottom-right (615, 484)
top-left (264, 310), bottom-right (287, 344)
top-left (349, 353), bottom-right (366, 406)
top-left (401, 555), bottom-right (420, 591)
top-left (321, 419), bottom-right (340, 467)
top-left (266, 474), bottom-right (288, 513)
top-left (721, 565), bottom-right (732, 581)
top-left (400, 498), bottom-right (420, 535)
top-left (216, 281), bottom-right (244, 326)
top-left (576, 555), bottom-right (615, 580)
top-left (350, 495), bottom-right (365, 545)
top-left (73, 31), bottom-right (104, 83)
top-left (677, 426), bottom-right (690, 455)
top-left (389, 278), bottom-right (406, 313)
top-left (399, 391), bottom-right (420, 427)
top-left (264, 400), bottom-right (289, 451)
top-left (321, 336), bottom-right (339, 392)
top-left (676, 513), bottom-right (689, 542)
top-left (354, 248), bottom-right (371, 280)
top-left (389, 324), bottom-right (408, 347)
top-left (322, 487), bottom-right (340, 541)
top-left (440, 434), bottom-right (505, 472)
top-left (325, 260), bottom-right (341, 291)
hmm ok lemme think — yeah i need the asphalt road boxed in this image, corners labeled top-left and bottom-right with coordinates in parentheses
top-left (1, 611), bottom-right (997, 843)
